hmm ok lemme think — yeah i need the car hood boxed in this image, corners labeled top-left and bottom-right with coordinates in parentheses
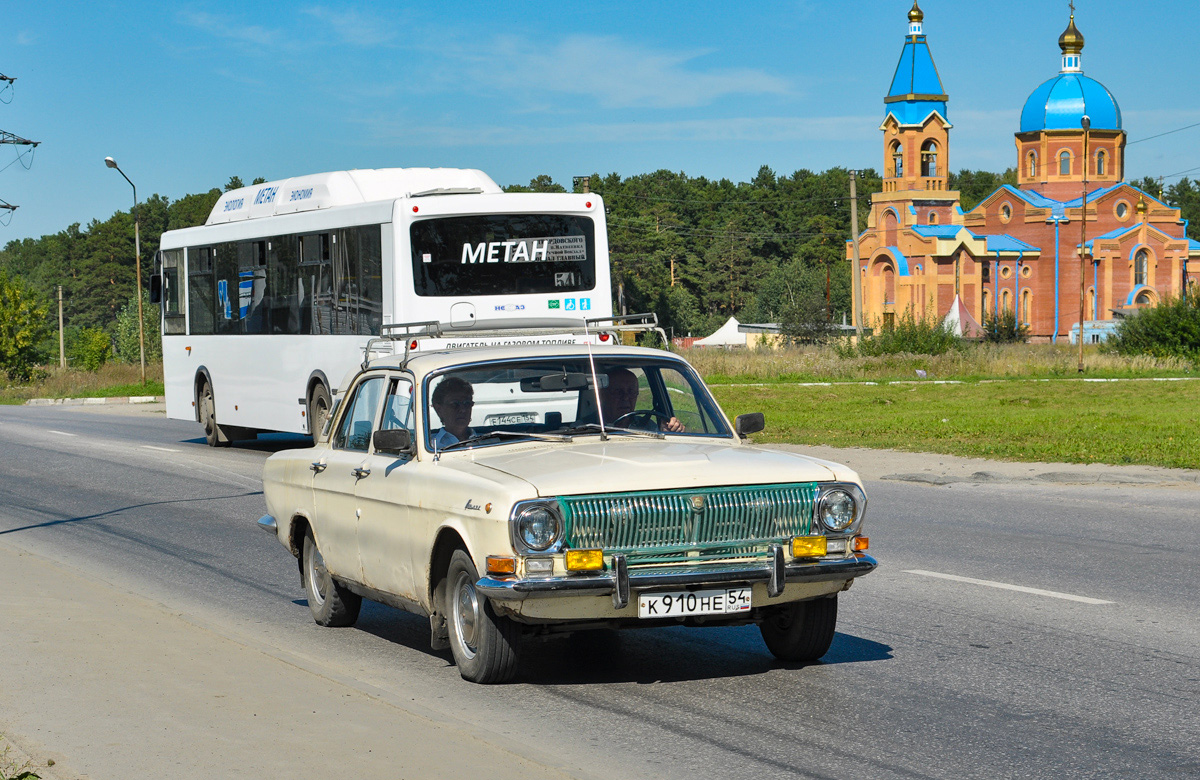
top-left (466, 438), bottom-right (856, 497)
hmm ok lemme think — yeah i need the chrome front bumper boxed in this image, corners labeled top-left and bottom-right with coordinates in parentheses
top-left (476, 548), bottom-right (877, 610)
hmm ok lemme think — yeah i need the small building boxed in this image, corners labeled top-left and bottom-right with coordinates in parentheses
top-left (848, 3), bottom-right (1200, 342)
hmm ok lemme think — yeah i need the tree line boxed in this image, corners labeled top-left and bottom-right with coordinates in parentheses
top-left (2, 169), bottom-right (1197, 379)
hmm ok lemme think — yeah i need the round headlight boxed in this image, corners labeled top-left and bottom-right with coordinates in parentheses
top-left (819, 489), bottom-right (857, 531)
top-left (516, 504), bottom-right (560, 551)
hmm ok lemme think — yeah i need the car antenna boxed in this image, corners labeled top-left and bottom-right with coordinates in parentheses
top-left (583, 318), bottom-right (608, 441)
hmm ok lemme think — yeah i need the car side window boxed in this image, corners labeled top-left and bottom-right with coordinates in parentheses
top-left (380, 378), bottom-right (415, 435)
top-left (333, 375), bottom-right (386, 452)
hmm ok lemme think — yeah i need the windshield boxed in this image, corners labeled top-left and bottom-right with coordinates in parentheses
top-left (410, 214), bottom-right (597, 296)
top-left (424, 356), bottom-right (731, 451)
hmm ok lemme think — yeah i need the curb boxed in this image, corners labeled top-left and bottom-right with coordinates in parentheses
top-left (25, 396), bottom-right (162, 406)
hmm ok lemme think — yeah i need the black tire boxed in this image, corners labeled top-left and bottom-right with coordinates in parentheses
top-left (445, 549), bottom-right (520, 683)
top-left (759, 595), bottom-right (838, 662)
top-left (308, 383), bottom-right (332, 445)
top-left (198, 380), bottom-right (230, 448)
top-left (302, 528), bottom-right (361, 627)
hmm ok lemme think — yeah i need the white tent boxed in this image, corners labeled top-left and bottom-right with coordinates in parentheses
top-left (942, 294), bottom-right (985, 338)
top-left (694, 317), bottom-right (747, 347)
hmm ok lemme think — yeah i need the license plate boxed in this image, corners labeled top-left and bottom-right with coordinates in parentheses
top-left (638, 587), bottom-right (752, 619)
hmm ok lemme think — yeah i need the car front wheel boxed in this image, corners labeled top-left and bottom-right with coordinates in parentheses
top-left (445, 549), bottom-right (520, 683)
top-left (759, 595), bottom-right (838, 662)
top-left (302, 528), bottom-right (361, 627)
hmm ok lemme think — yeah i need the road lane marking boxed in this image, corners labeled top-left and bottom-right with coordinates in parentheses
top-left (142, 445), bottom-right (181, 453)
top-left (903, 570), bottom-right (1114, 605)
top-left (48, 430), bottom-right (76, 437)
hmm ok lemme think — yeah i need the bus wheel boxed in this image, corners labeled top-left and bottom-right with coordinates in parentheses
top-left (199, 380), bottom-right (231, 448)
top-left (308, 383), bottom-right (332, 444)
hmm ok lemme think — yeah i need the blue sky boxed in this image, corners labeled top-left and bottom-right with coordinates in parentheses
top-left (3, 1), bottom-right (1199, 242)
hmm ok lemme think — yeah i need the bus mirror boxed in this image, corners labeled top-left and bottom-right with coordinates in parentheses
top-left (735, 412), bottom-right (765, 438)
top-left (149, 273), bottom-right (163, 304)
top-left (373, 428), bottom-right (414, 456)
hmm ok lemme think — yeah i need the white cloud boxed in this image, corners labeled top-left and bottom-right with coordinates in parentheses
top-left (16, 31), bottom-right (34, 46)
top-left (301, 6), bottom-right (396, 47)
top-left (177, 11), bottom-right (284, 49)
top-left (453, 35), bottom-right (791, 110)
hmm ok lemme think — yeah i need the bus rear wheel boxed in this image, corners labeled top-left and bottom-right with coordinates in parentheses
top-left (308, 383), bottom-right (332, 444)
top-left (198, 380), bottom-right (231, 448)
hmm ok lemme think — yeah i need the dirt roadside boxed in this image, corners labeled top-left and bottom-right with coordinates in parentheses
top-left (0, 543), bottom-right (587, 780)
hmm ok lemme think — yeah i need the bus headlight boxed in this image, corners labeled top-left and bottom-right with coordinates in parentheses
top-left (512, 501), bottom-right (562, 552)
top-left (816, 484), bottom-right (867, 533)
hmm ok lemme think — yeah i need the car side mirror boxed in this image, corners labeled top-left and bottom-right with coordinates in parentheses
top-left (735, 412), bottom-right (765, 438)
top-left (373, 428), bottom-right (414, 456)
top-left (149, 273), bottom-right (163, 304)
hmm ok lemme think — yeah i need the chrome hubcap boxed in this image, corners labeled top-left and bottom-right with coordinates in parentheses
top-left (308, 545), bottom-right (328, 606)
top-left (453, 573), bottom-right (479, 658)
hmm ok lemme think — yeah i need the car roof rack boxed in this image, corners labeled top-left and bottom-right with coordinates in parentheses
top-left (360, 313), bottom-right (668, 368)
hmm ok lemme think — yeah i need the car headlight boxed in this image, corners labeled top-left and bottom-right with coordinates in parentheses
top-left (513, 502), bottom-right (562, 551)
top-left (817, 484), bottom-right (866, 533)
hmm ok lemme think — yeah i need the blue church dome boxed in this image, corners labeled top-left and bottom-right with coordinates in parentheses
top-left (1020, 73), bottom-right (1121, 133)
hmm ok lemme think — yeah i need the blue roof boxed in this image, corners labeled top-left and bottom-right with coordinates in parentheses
top-left (911, 225), bottom-right (964, 240)
top-left (1020, 73), bottom-right (1121, 133)
top-left (885, 34), bottom-right (948, 125)
top-left (973, 233), bottom-right (1038, 253)
top-left (884, 247), bottom-right (911, 276)
top-left (1190, 239), bottom-right (1200, 252)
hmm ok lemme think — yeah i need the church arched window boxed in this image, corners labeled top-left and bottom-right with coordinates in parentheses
top-left (1134, 249), bottom-right (1148, 286)
top-left (1096, 150), bottom-right (1107, 176)
top-left (1021, 289), bottom-right (1031, 324)
top-left (928, 211), bottom-right (938, 224)
top-left (1059, 150), bottom-right (1071, 176)
top-left (891, 141), bottom-right (903, 178)
top-left (921, 140), bottom-right (938, 178)
top-left (1001, 288), bottom-right (1012, 312)
top-left (1028, 151), bottom-right (1038, 178)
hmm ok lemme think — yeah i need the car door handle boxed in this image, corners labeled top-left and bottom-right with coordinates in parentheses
top-left (310, 461), bottom-right (327, 473)
top-left (351, 467), bottom-right (371, 479)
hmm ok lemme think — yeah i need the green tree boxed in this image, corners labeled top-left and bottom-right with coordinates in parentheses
top-left (982, 308), bottom-right (1030, 343)
top-left (113, 290), bottom-right (163, 363)
top-left (1107, 289), bottom-right (1200, 360)
top-left (0, 270), bottom-right (49, 381)
top-left (225, 176), bottom-right (244, 192)
top-left (68, 326), bottom-right (112, 371)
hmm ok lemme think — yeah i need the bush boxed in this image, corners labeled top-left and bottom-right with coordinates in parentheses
top-left (982, 308), bottom-right (1030, 343)
top-left (0, 271), bottom-right (50, 382)
top-left (113, 291), bottom-right (162, 363)
top-left (1107, 289), bottom-right (1200, 361)
top-left (68, 327), bottom-right (113, 371)
top-left (837, 309), bottom-right (962, 357)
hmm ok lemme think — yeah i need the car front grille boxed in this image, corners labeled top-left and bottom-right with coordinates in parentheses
top-left (559, 483), bottom-right (818, 565)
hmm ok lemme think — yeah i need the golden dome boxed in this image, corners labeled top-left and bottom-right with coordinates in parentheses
top-left (1059, 14), bottom-right (1085, 55)
top-left (1136, 196), bottom-right (1147, 215)
top-left (908, 2), bottom-right (924, 23)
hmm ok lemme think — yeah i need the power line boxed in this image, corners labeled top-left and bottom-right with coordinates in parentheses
top-left (1127, 121), bottom-right (1200, 146)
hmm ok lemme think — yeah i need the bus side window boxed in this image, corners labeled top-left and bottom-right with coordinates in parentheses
top-left (187, 246), bottom-right (215, 335)
top-left (161, 249), bottom-right (186, 335)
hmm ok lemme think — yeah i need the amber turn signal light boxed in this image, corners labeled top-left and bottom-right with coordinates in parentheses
top-left (852, 536), bottom-right (869, 552)
top-left (486, 556), bottom-right (516, 575)
top-left (565, 549), bottom-right (604, 571)
top-left (792, 536), bottom-right (828, 558)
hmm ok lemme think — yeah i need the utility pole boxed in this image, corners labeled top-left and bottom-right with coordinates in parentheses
top-left (1079, 116), bottom-right (1090, 373)
top-left (849, 171), bottom-right (864, 338)
top-left (0, 74), bottom-right (41, 221)
top-left (58, 285), bottom-right (65, 367)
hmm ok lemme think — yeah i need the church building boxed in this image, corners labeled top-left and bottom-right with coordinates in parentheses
top-left (849, 3), bottom-right (1200, 341)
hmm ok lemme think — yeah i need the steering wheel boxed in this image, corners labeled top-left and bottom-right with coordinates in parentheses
top-left (611, 409), bottom-right (671, 429)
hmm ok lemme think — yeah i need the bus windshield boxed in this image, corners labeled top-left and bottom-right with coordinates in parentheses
top-left (410, 214), bottom-right (596, 296)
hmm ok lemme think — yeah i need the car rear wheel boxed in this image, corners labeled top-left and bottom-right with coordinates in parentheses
top-left (302, 528), bottom-right (361, 627)
top-left (759, 595), bottom-right (838, 662)
top-left (446, 549), bottom-right (519, 683)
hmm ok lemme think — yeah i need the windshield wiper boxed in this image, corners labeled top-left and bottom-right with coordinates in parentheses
top-left (558, 423), bottom-right (664, 440)
top-left (439, 430), bottom-right (573, 451)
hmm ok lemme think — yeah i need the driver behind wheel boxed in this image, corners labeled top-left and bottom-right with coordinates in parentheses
top-left (600, 367), bottom-right (685, 432)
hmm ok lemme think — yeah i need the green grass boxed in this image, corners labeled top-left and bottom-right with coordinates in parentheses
top-left (712, 379), bottom-right (1200, 470)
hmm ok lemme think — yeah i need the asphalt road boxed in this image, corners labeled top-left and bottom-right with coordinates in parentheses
top-left (1, 403), bottom-right (1197, 779)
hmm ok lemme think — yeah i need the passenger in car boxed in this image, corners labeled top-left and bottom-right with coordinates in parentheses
top-left (431, 376), bottom-right (476, 448)
top-left (600, 367), bottom-right (685, 432)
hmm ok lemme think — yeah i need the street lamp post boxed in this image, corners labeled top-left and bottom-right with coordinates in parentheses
top-left (104, 156), bottom-right (145, 384)
top-left (1078, 116), bottom-right (1090, 373)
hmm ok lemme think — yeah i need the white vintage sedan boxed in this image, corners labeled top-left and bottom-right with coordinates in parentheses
top-left (259, 340), bottom-right (876, 683)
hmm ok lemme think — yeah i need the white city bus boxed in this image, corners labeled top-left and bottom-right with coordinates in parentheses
top-left (152, 168), bottom-right (613, 446)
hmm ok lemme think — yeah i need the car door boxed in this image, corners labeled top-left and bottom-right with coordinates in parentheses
top-left (310, 373), bottom-right (387, 584)
top-left (354, 375), bottom-right (423, 604)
